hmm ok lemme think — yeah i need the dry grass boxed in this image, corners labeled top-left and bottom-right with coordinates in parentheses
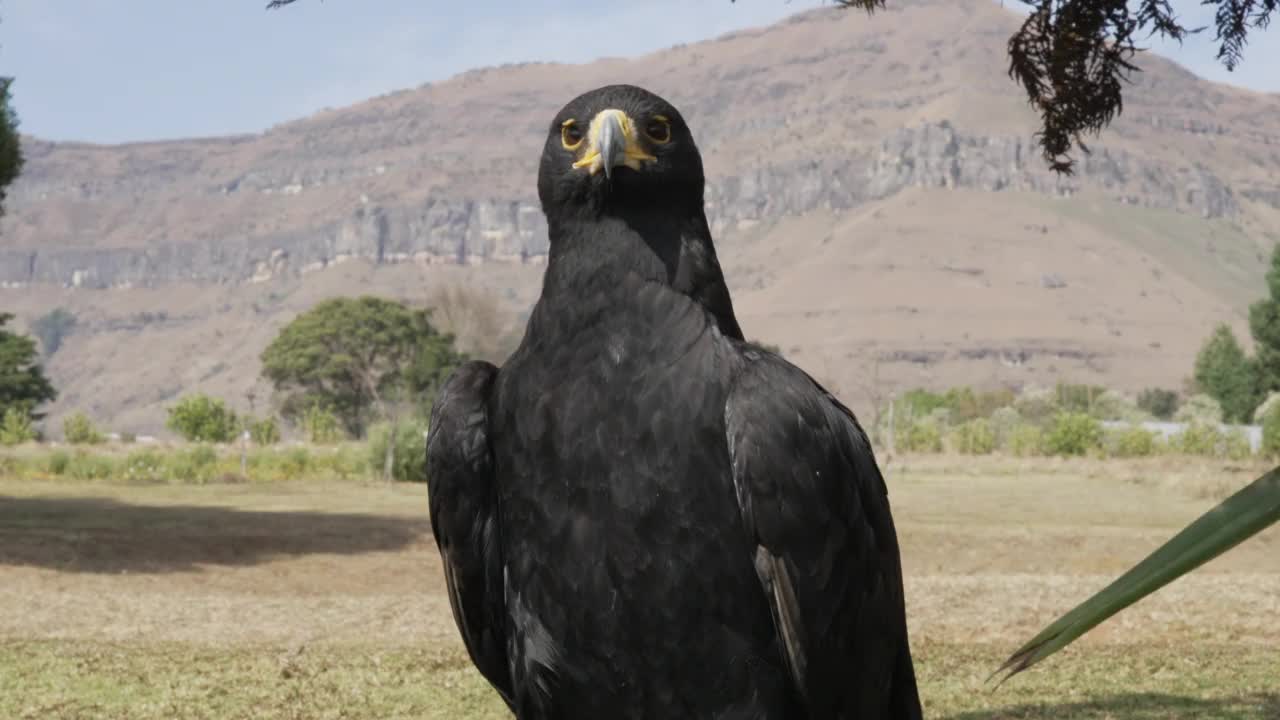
top-left (2, 455), bottom-right (1277, 718)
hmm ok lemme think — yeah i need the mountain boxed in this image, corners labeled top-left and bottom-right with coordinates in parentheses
top-left (5, 0), bottom-right (1280, 436)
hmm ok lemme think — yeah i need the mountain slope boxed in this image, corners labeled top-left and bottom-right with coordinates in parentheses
top-left (4, 0), bottom-right (1278, 435)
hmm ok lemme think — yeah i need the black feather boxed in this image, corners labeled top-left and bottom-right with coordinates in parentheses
top-left (426, 84), bottom-right (919, 719)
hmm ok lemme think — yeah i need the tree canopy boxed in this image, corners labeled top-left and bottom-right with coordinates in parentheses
top-left (0, 313), bottom-right (57, 420)
top-left (0, 76), bottom-right (21, 218)
top-left (1249, 244), bottom-right (1280, 394)
top-left (1193, 324), bottom-right (1259, 424)
top-left (259, 296), bottom-right (467, 437)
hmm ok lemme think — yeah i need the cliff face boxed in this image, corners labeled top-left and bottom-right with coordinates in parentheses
top-left (4, 0), bottom-right (1279, 435)
top-left (1, 123), bottom-right (1248, 289)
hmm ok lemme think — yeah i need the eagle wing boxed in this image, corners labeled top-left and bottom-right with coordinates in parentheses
top-left (724, 348), bottom-right (922, 719)
top-left (425, 360), bottom-right (514, 709)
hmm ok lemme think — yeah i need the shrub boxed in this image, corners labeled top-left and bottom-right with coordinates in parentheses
top-left (1173, 422), bottom-right (1222, 457)
top-left (1055, 383), bottom-right (1107, 414)
top-left (900, 420), bottom-right (943, 453)
top-left (1044, 412), bottom-right (1104, 456)
top-left (1253, 392), bottom-right (1280, 424)
top-left (122, 450), bottom-right (166, 483)
top-left (301, 405), bottom-right (344, 444)
top-left (1091, 390), bottom-right (1148, 422)
top-left (167, 394), bottom-right (239, 443)
top-left (368, 419), bottom-right (430, 481)
top-left (46, 449), bottom-right (71, 475)
top-left (279, 447), bottom-right (314, 479)
top-left (66, 450), bottom-right (116, 481)
top-left (248, 417), bottom-right (281, 445)
top-left (989, 406), bottom-right (1022, 448)
top-left (1105, 426), bottom-right (1158, 458)
top-left (1263, 405), bottom-right (1280, 458)
top-left (898, 389), bottom-right (948, 420)
top-left (1007, 424), bottom-right (1045, 456)
top-left (1222, 428), bottom-right (1254, 461)
top-left (945, 387), bottom-right (1016, 422)
top-left (1137, 388), bottom-right (1180, 420)
top-left (63, 412), bottom-right (105, 445)
top-left (952, 418), bottom-right (996, 455)
top-left (1013, 385), bottom-right (1058, 426)
top-left (0, 407), bottom-right (37, 445)
top-left (1174, 394), bottom-right (1224, 425)
top-left (166, 445), bottom-right (220, 483)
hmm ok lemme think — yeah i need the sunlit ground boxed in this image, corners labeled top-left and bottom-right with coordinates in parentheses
top-left (2, 455), bottom-right (1277, 718)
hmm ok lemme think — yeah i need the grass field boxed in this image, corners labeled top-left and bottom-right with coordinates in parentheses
top-left (2, 454), bottom-right (1278, 718)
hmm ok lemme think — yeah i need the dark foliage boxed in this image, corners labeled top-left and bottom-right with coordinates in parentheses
top-left (0, 77), bottom-right (23, 218)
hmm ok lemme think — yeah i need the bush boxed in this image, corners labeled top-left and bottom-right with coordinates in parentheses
top-left (1091, 390), bottom-right (1148, 422)
top-left (368, 419), bottom-right (430, 481)
top-left (248, 417), bottom-right (281, 445)
top-left (301, 405), bottom-right (344, 444)
top-left (898, 389), bottom-right (948, 420)
top-left (166, 445), bottom-right (220, 483)
top-left (1105, 426), bottom-right (1158, 458)
top-left (46, 449), bottom-right (71, 475)
top-left (989, 407), bottom-right (1023, 448)
top-left (1222, 428), bottom-right (1254, 461)
top-left (1006, 424), bottom-right (1045, 456)
top-left (167, 394), bottom-right (239, 443)
top-left (0, 407), bottom-right (37, 445)
top-left (900, 420), bottom-right (943, 453)
top-left (952, 418), bottom-right (996, 455)
top-left (1173, 422), bottom-right (1222, 457)
top-left (1013, 385), bottom-right (1058, 426)
top-left (1263, 405), bottom-right (1280, 458)
top-left (122, 450), bottom-right (166, 483)
top-left (944, 387), bottom-right (1015, 422)
top-left (1253, 392), bottom-right (1280, 424)
top-left (1137, 388), bottom-right (1180, 420)
top-left (63, 412), bottom-right (105, 445)
top-left (66, 450), bottom-right (116, 481)
top-left (1044, 412), bottom-right (1104, 456)
top-left (1174, 394), bottom-right (1224, 425)
top-left (1055, 383), bottom-right (1107, 414)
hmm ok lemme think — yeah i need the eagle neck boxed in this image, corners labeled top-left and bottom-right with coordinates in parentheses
top-left (537, 207), bottom-right (744, 341)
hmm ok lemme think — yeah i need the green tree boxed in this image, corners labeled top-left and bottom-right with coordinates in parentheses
top-left (31, 308), bottom-right (77, 357)
top-left (0, 76), bottom-right (22, 218)
top-left (1193, 324), bottom-right (1259, 424)
top-left (1136, 387), bottom-right (1179, 420)
top-left (260, 296), bottom-right (466, 438)
top-left (63, 412), bottom-right (105, 445)
top-left (0, 313), bottom-right (57, 421)
top-left (0, 406), bottom-right (36, 445)
top-left (1249, 245), bottom-right (1280, 395)
top-left (166, 394), bottom-right (240, 443)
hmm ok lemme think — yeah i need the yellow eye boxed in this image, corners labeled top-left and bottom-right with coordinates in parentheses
top-left (561, 119), bottom-right (584, 150)
top-left (645, 116), bottom-right (672, 144)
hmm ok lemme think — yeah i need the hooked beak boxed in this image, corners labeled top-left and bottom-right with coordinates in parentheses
top-left (571, 108), bottom-right (656, 179)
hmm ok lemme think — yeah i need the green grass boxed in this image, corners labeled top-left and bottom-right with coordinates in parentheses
top-left (2, 641), bottom-right (1275, 719)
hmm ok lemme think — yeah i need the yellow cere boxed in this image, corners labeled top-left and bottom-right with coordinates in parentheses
top-left (571, 108), bottom-right (658, 175)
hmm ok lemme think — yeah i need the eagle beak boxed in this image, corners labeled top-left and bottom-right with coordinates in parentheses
top-left (572, 109), bottom-right (656, 178)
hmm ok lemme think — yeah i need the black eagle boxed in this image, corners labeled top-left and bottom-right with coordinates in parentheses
top-left (427, 84), bottom-right (921, 719)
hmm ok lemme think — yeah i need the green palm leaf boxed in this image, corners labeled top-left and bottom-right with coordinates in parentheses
top-left (995, 466), bottom-right (1280, 683)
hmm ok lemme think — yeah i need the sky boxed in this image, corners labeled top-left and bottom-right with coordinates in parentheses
top-left (4, 0), bottom-right (1279, 145)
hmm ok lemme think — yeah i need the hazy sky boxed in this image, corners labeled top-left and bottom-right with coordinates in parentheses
top-left (5, 0), bottom-right (1279, 144)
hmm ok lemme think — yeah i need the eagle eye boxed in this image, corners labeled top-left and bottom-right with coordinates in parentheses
top-left (645, 116), bottom-right (672, 144)
top-left (561, 120), bottom-right (584, 150)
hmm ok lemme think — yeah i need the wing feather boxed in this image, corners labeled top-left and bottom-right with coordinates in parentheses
top-left (426, 360), bottom-right (514, 709)
top-left (725, 348), bottom-right (921, 719)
